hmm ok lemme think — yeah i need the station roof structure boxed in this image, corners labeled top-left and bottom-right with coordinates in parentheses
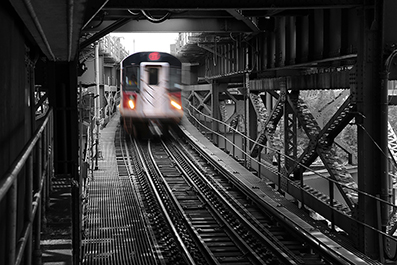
top-left (9, 0), bottom-right (364, 62)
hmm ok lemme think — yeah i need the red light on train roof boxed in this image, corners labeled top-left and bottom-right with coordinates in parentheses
top-left (149, 52), bottom-right (161, 61)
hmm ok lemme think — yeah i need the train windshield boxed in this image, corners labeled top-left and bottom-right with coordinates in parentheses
top-left (169, 67), bottom-right (181, 91)
top-left (123, 66), bottom-right (139, 91)
top-left (148, 68), bottom-right (159, 85)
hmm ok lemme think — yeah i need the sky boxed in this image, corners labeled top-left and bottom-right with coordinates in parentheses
top-left (110, 33), bottom-right (179, 54)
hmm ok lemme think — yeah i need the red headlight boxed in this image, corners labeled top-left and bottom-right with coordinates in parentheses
top-left (169, 92), bottom-right (182, 110)
top-left (170, 100), bottom-right (182, 110)
top-left (128, 98), bottom-right (135, 109)
top-left (123, 92), bottom-right (137, 110)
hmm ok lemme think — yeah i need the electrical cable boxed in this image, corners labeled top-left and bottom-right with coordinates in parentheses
top-left (89, 12), bottom-right (105, 29)
top-left (127, 9), bottom-right (140, 16)
top-left (141, 10), bottom-right (171, 23)
top-left (357, 123), bottom-right (389, 159)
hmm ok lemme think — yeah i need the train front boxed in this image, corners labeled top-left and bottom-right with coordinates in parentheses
top-left (119, 52), bottom-right (183, 136)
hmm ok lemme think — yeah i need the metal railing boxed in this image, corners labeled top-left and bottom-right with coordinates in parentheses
top-left (185, 102), bottom-right (397, 261)
top-left (0, 109), bottom-right (53, 265)
top-left (185, 103), bottom-right (278, 175)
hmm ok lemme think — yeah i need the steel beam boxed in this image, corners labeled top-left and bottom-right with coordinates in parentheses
top-left (310, 9), bottom-right (324, 61)
top-left (284, 91), bottom-right (298, 174)
top-left (197, 44), bottom-right (235, 62)
top-left (48, 60), bottom-right (80, 264)
top-left (285, 16), bottom-right (296, 65)
top-left (327, 9), bottom-right (342, 57)
top-left (85, 18), bottom-right (253, 33)
top-left (275, 16), bottom-right (286, 67)
top-left (103, 0), bottom-right (363, 10)
top-left (355, 2), bottom-right (387, 260)
top-left (226, 9), bottom-right (260, 33)
top-left (80, 18), bottom-right (132, 49)
top-left (82, 0), bottom-right (109, 30)
top-left (296, 15), bottom-right (309, 63)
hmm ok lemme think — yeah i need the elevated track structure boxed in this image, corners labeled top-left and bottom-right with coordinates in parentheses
top-left (2, 0), bottom-right (397, 264)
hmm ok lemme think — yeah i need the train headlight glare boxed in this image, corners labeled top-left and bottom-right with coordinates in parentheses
top-left (128, 99), bottom-right (135, 109)
top-left (170, 100), bottom-right (182, 110)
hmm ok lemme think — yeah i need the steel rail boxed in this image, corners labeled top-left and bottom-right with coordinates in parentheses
top-left (122, 133), bottom-right (160, 264)
top-left (169, 135), bottom-right (302, 263)
top-left (162, 138), bottom-right (290, 265)
top-left (131, 137), bottom-right (197, 265)
top-left (147, 140), bottom-right (221, 265)
top-left (177, 127), bottom-right (361, 265)
top-left (149, 138), bottom-right (256, 264)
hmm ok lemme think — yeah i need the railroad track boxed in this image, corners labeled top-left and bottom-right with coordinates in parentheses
top-left (150, 131), bottom-right (337, 265)
top-left (84, 124), bottom-right (357, 264)
top-left (130, 127), bottom-right (338, 264)
top-left (169, 128), bottom-right (358, 264)
top-left (116, 126), bottom-right (191, 264)
top-left (145, 139), bottom-right (277, 265)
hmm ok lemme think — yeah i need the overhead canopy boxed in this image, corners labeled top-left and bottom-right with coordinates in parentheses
top-left (8, 0), bottom-right (364, 62)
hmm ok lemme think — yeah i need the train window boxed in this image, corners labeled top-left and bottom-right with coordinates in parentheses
top-left (124, 66), bottom-right (139, 91)
top-left (169, 67), bottom-right (181, 92)
top-left (148, 68), bottom-right (159, 85)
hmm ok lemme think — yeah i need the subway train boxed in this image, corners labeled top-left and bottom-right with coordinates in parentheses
top-left (119, 51), bottom-right (183, 137)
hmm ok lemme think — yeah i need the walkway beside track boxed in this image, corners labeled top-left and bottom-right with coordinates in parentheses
top-left (81, 112), bottom-right (148, 264)
top-left (41, 113), bottom-right (121, 265)
top-left (41, 177), bottom-right (73, 265)
top-left (81, 112), bottom-right (122, 264)
top-left (81, 112), bottom-right (162, 264)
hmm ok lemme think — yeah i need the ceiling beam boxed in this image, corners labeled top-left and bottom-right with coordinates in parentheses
top-left (103, 0), bottom-right (363, 10)
top-left (80, 17), bottom-right (133, 49)
top-left (10, 0), bottom-right (56, 60)
top-left (226, 9), bottom-right (260, 33)
top-left (82, 0), bottom-right (109, 30)
top-left (197, 44), bottom-right (234, 62)
top-left (10, 0), bottom-right (87, 61)
top-left (84, 18), bottom-right (253, 33)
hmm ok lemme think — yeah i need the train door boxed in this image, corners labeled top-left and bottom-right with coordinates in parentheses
top-left (140, 62), bottom-right (169, 117)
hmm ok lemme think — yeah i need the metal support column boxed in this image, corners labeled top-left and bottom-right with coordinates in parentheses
top-left (95, 43), bottom-right (100, 170)
top-left (283, 87), bottom-right (298, 176)
top-left (355, 1), bottom-right (387, 260)
top-left (48, 60), bottom-right (80, 264)
top-left (212, 82), bottom-right (228, 146)
top-left (211, 81), bottom-right (220, 145)
top-left (244, 72), bottom-right (249, 168)
top-left (275, 16), bottom-right (286, 67)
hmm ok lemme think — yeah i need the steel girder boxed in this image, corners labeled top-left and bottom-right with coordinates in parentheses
top-left (101, 0), bottom-right (363, 10)
top-left (180, 1), bottom-right (397, 261)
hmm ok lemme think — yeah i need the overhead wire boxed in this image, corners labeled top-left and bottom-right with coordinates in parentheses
top-left (88, 12), bottom-right (105, 29)
top-left (127, 9), bottom-right (171, 23)
top-left (141, 10), bottom-right (171, 23)
top-left (357, 123), bottom-right (390, 160)
top-left (127, 9), bottom-right (140, 16)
